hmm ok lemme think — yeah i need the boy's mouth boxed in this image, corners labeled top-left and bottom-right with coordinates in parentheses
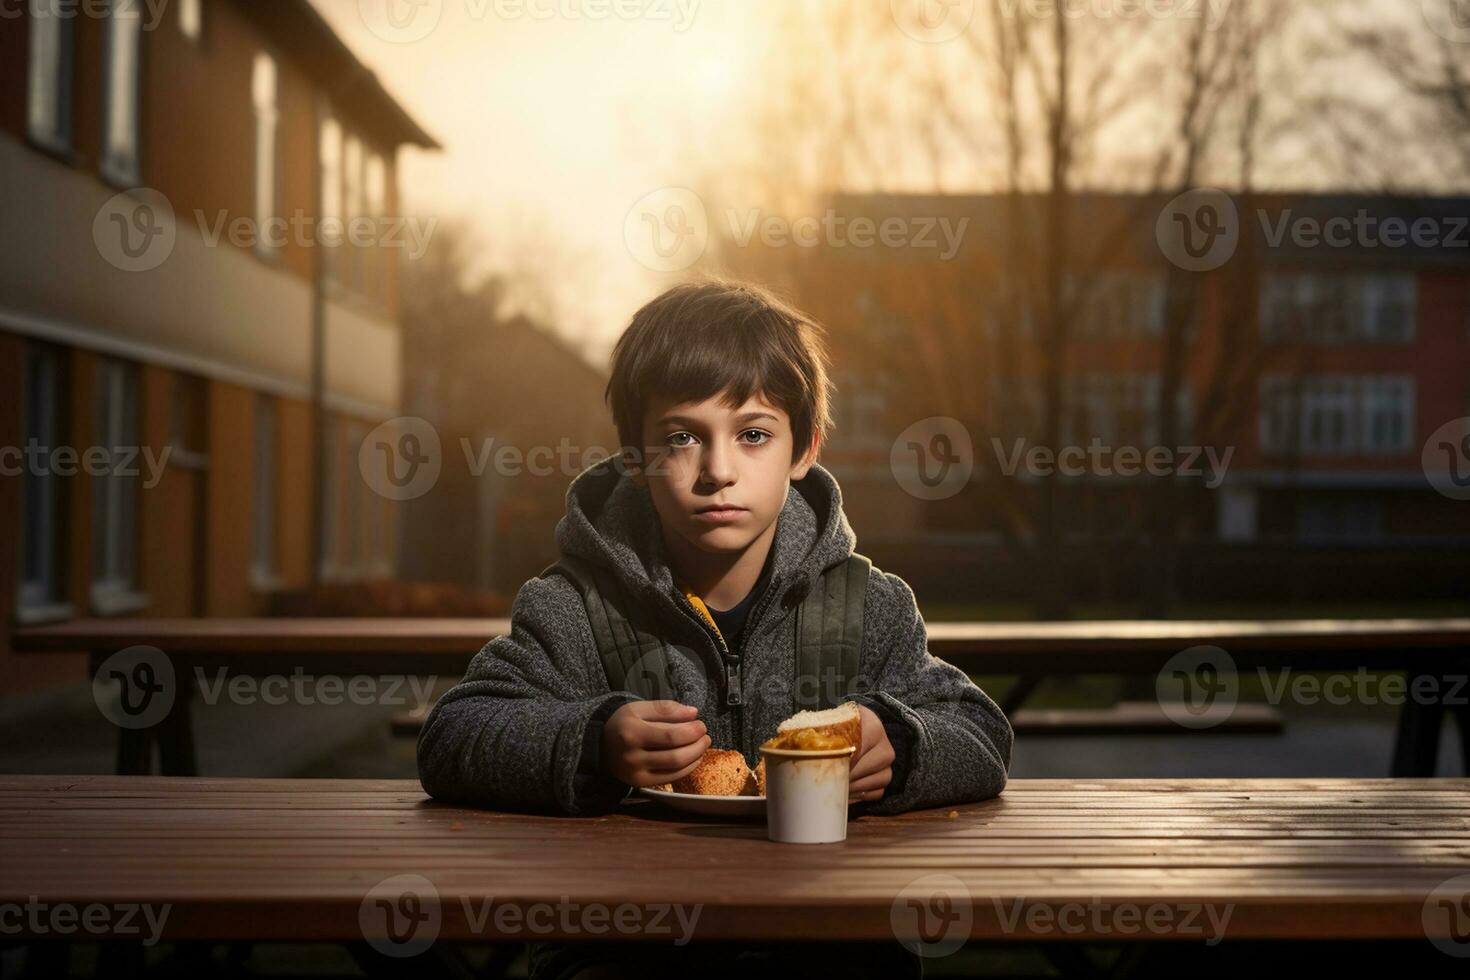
top-left (694, 504), bottom-right (747, 522)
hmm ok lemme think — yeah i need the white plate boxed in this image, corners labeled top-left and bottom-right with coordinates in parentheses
top-left (637, 787), bottom-right (863, 818)
top-left (638, 786), bottom-right (766, 818)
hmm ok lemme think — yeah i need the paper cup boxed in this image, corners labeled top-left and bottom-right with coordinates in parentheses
top-left (759, 744), bottom-right (857, 844)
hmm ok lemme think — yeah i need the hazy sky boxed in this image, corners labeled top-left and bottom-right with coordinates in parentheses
top-left (310, 0), bottom-right (772, 361)
top-left (309, 0), bottom-right (1445, 362)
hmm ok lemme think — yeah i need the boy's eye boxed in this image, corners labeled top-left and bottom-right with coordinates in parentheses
top-left (739, 429), bottom-right (771, 445)
top-left (667, 432), bottom-right (696, 448)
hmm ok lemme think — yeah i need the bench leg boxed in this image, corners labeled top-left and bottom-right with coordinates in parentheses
top-left (115, 727), bottom-right (154, 776)
top-left (1002, 675), bottom-right (1045, 717)
top-left (1392, 669), bottom-right (1446, 777)
top-left (158, 692), bottom-right (198, 777)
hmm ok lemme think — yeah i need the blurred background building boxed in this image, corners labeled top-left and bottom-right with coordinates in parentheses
top-left (0, 0), bottom-right (437, 690)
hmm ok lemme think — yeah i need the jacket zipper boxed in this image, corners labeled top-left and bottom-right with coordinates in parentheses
top-left (672, 588), bottom-right (744, 748)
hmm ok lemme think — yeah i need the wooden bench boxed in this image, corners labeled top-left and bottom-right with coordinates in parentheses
top-left (13, 617), bottom-right (1470, 776)
top-left (1, 775), bottom-right (1466, 954)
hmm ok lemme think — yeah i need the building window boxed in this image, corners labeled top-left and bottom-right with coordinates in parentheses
top-left (100, 0), bottom-right (142, 185)
top-left (318, 414), bottom-right (340, 580)
top-left (832, 368), bottom-right (889, 450)
top-left (1259, 374), bottom-right (1415, 456)
top-left (27, 0), bottom-right (75, 153)
top-left (92, 358), bottom-right (142, 612)
top-left (1074, 272), bottom-right (1166, 339)
top-left (1065, 373), bottom-right (1192, 447)
top-left (344, 420), bottom-right (367, 577)
top-left (365, 151), bottom-right (386, 301)
top-left (319, 113), bottom-right (343, 284)
top-left (178, 0), bottom-right (201, 43)
top-left (252, 51), bottom-right (279, 258)
top-left (1261, 273), bottom-right (1417, 343)
top-left (343, 134), bottom-right (363, 286)
top-left (252, 395), bottom-right (278, 585)
top-left (18, 343), bottom-right (68, 618)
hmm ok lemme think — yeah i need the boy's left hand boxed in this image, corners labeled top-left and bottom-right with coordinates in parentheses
top-left (849, 704), bottom-right (895, 802)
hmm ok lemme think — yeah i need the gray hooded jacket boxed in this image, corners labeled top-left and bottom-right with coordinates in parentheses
top-left (417, 456), bottom-right (1013, 816)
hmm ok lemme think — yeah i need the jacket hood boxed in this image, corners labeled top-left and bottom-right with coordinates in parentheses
top-left (554, 454), bottom-right (857, 618)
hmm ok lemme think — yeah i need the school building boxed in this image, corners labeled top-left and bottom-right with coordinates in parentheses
top-left (0, 0), bottom-right (438, 690)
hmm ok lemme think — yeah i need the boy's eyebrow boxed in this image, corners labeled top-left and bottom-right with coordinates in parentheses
top-left (657, 411), bottom-right (781, 427)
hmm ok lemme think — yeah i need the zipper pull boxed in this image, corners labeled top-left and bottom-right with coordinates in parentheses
top-left (725, 658), bottom-right (743, 705)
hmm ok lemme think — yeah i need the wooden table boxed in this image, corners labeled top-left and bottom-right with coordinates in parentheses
top-left (1, 776), bottom-right (1467, 949)
top-left (13, 618), bottom-right (1470, 776)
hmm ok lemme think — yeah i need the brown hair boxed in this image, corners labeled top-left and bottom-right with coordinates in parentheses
top-left (605, 277), bottom-right (835, 466)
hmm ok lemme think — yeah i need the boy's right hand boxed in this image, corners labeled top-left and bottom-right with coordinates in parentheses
top-left (601, 700), bottom-right (710, 787)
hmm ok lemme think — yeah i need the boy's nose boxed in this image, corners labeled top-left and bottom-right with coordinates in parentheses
top-left (699, 447), bottom-right (737, 488)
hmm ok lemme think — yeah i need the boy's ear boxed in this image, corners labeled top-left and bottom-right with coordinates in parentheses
top-left (788, 433), bottom-right (820, 480)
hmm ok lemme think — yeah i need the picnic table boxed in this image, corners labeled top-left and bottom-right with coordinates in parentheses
top-left (1, 775), bottom-right (1467, 957)
top-left (12, 617), bottom-right (1470, 777)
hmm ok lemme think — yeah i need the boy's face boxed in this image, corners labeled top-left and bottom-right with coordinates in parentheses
top-left (631, 389), bottom-right (817, 559)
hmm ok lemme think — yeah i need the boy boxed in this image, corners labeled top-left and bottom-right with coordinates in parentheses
top-left (417, 278), bottom-right (1013, 978)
